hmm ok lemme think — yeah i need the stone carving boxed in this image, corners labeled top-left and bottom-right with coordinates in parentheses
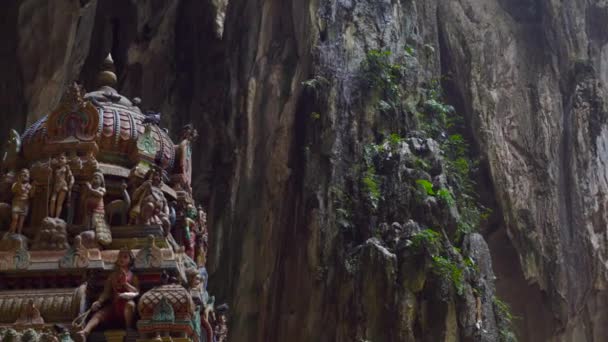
top-left (82, 151), bottom-right (98, 174)
top-left (106, 181), bottom-right (130, 225)
top-left (152, 297), bottom-right (174, 322)
top-left (77, 230), bottom-right (100, 249)
top-left (0, 237), bottom-right (30, 270)
top-left (14, 238), bottom-right (30, 270)
top-left (47, 83), bottom-right (99, 143)
top-left (211, 304), bottom-right (229, 342)
top-left (129, 168), bottom-right (170, 231)
top-left (20, 329), bottom-right (39, 342)
top-left (49, 154), bottom-right (74, 219)
top-left (3, 329), bottom-right (21, 342)
top-left (31, 217), bottom-right (68, 250)
top-left (175, 247), bottom-right (198, 274)
top-left (137, 284), bottom-right (196, 339)
top-left (135, 235), bottom-right (162, 268)
top-left (196, 205), bottom-right (209, 267)
top-left (9, 169), bottom-right (35, 235)
top-left (68, 151), bottom-right (82, 172)
top-left (0, 56), bottom-right (225, 340)
top-left (39, 333), bottom-right (59, 342)
top-left (59, 83), bottom-right (87, 112)
top-left (76, 248), bottom-right (139, 342)
top-left (83, 172), bottom-right (111, 246)
top-left (173, 199), bottom-right (198, 260)
top-left (59, 236), bottom-right (89, 268)
top-left (188, 266), bottom-right (216, 340)
top-left (142, 111), bottom-right (161, 126)
top-left (0, 232), bottom-right (27, 251)
top-left (136, 124), bottom-right (159, 160)
top-left (15, 300), bottom-right (44, 325)
top-left (172, 124), bottom-right (198, 194)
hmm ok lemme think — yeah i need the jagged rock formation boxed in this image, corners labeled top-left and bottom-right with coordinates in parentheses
top-left (1, 0), bottom-right (608, 341)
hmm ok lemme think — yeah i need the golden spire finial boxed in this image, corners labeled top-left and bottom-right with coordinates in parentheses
top-left (96, 53), bottom-right (117, 88)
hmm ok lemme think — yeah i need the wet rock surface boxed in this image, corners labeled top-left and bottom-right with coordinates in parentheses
top-left (1, 0), bottom-right (607, 341)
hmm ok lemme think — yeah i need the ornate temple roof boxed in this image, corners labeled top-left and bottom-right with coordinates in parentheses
top-left (0, 54), bottom-right (226, 342)
top-left (21, 55), bottom-right (175, 171)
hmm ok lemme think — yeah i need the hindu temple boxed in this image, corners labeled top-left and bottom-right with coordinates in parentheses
top-left (0, 55), bottom-right (227, 342)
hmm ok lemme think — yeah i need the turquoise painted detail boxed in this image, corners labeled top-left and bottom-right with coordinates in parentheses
top-left (152, 297), bottom-right (175, 323)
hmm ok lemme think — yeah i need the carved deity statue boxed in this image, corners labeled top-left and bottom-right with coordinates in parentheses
top-left (186, 267), bottom-right (214, 342)
top-left (195, 205), bottom-right (208, 267)
top-left (185, 204), bottom-right (198, 258)
top-left (173, 124), bottom-right (198, 194)
top-left (129, 168), bottom-right (170, 231)
top-left (76, 248), bottom-right (139, 341)
top-left (186, 267), bottom-right (205, 312)
top-left (83, 172), bottom-right (111, 246)
top-left (83, 150), bottom-right (98, 173)
top-left (9, 169), bottom-right (35, 235)
top-left (15, 299), bottom-right (44, 325)
top-left (49, 153), bottom-right (74, 218)
top-left (211, 304), bottom-right (229, 342)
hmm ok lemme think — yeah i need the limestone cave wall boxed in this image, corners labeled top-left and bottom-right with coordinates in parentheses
top-left (1, 0), bottom-right (608, 341)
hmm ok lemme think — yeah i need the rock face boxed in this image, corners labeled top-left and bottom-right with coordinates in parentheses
top-left (438, 1), bottom-right (608, 340)
top-left (1, 0), bottom-right (608, 341)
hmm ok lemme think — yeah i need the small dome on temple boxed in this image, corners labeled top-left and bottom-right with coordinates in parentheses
top-left (21, 56), bottom-right (175, 172)
top-left (138, 284), bottom-right (195, 321)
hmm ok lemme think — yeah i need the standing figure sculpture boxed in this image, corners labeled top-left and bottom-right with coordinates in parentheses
top-left (9, 168), bottom-right (34, 235)
top-left (83, 172), bottom-right (112, 246)
top-left (195, 205), bottom-right (208, 267)
top-left (173, 124), bottom-right (198, 194)
top-left (186, 268), bottom-right (214, 342)
top-left (179, 203), bottom-right (198, 259)
top-left (76, 248), bottom-right (139, 341)
top-left (129, 168), bottom-right (170, 231)
top-left (49, 153), bottom-right (74, 218)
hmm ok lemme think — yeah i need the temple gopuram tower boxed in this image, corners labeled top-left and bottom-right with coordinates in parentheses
top-left (0, 55), bottom-right (227, 342)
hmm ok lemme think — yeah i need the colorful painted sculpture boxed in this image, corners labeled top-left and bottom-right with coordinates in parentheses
top-left (106, 181), bottom-right (130, 225)
top-left (76, 248), bottom-right (139, 341)
top-left (173, 124), bottom-right (198, 194)
top-left (8, 169), bottom-right (34, 235)
top-left (129, 168), bottom-right (171, 230)
top-left (83, 172), bottom-right (111, 245)
top-left (0, 54), bottom-right (227, 342)
top-left (196, 205), bottom-right (209, 267)
top-left (49, 153), bottom-right (74, 218)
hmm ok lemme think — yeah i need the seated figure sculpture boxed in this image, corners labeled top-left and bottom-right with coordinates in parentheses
top-left (76, 248), bottom-right (139, 341)
top-left (129, 168), bottom-right (171, 232)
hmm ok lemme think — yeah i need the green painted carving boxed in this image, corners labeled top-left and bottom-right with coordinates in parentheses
top-left (192, 305), bottom-right (202, 342)
top-left (59, 332), bottom-right (74, 342)
top-left (14, 243), bottom-right (30, 270)
top-left (137, 125), bottom-right (158, 156)
top-left (152, 296), bottom-right (175, 323)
